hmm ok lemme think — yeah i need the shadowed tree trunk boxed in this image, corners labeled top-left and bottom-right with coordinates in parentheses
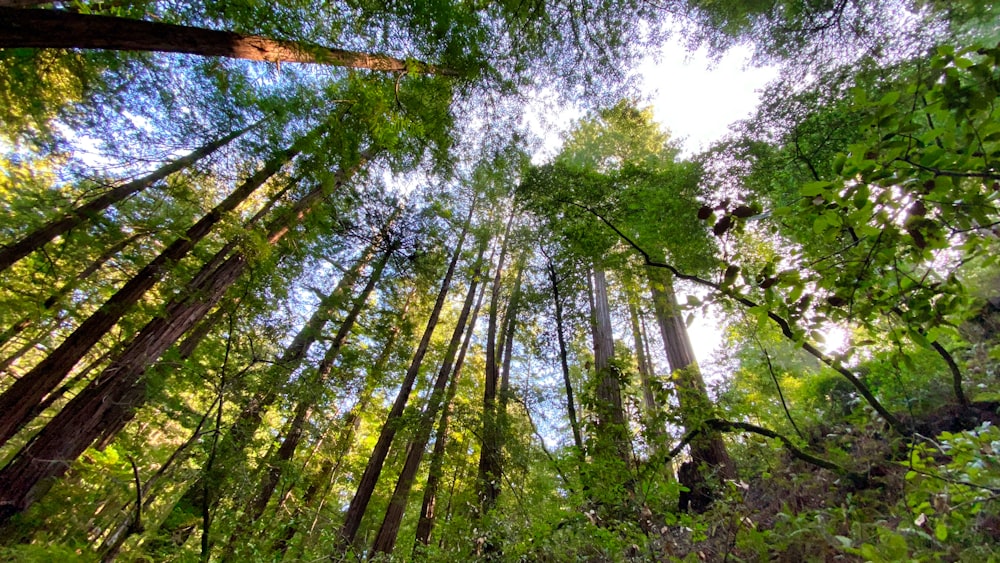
top-left (0, 157), bottom-right (368, 525)
top-left (545, 256), bottom-right (584, 452)
top-left (370, 237), bottom-right (486, 556)
top-left (647, 266), bottom-right (735, 508)
top-left (0, 128), bottom-right (319, 446)
top-left (0, 124), bottom-right (254, 273)
top-left (0, 8), bottom-right (456, 76)
top-left (477, 208), bottom-right (516, 514)
top-left (336, 197), bottom-right (475, 549)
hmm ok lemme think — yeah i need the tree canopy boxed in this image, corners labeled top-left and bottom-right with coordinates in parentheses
top-left (1, 2), bottom-right (999, 561)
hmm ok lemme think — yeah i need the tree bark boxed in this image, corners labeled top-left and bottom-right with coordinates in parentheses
top-left (646, 267), bottom-right (735, 484)
top-left (546, 258), bottom-right (584, 452)
top-left (477, 208), bottom-right (516, 513)
top-left (414, 250), bottom-right (488, 548)
top-left (0, 123), bottom-right (254, 273)
top-left (589, 266), bottom-right (629, 464)
top-left (0, 157), bottom-right (367, 525)
top-left (0, 129), bottom-right (315, 446)
top-left (0, 8), bottom-right (457, 76)
top-left (371, 237), bottom-right (485, 556)
top-left (336, 198), bottom-right (474, 549)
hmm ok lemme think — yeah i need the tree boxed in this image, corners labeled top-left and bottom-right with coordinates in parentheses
top-left (336, 194), bottom-right (475, 549)
top-left (0, 122), bottom-right (257, 273)
top-left (0, 153), bottom-right (370, 524)
top-left (0, 8), bottom-right (456, 76)
top-left (0, 123), bottom-right (322, 446)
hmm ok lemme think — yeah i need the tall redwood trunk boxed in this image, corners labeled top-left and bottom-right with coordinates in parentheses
top-left (414, 250), bottom-right (488, 548)
top-left (336, 199), bottom-right (475, 549)
top-left (546, 257), bottom-right (583, 452)
top-left (647, 267), bottom-right (735, 485)
top-left (222, 245), bottom-right (393, 559)
top-left (0, 8), bottom-right (455, 75)
top-left (0, 157), bottom-right (367, 525)
top-left (477, 208), bottom-right (515, 513)
top-left (0, 124), bottom-right (253, 273)
top-left (589, 266), bottom-right (629, 464)
top-left (0, 130), bottom-right (316, 446)
top-left (370, 238), bottom-right (485, 556)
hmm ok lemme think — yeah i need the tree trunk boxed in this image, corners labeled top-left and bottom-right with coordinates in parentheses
top-left (0, 130), bottom-right (315, 446)
top-left (590, 266), bottom-right (629, 464)
top-left (0, 124), bottom-right (254, 273)
top-left (477, 208), bottom-right (515, 513)
top-left (370, 237), bottom-right (485, 556)
top-left (414, 250), bottom-right (488, 548)
top-left (274, 288), bottom-right (416, 560)
top-left (0, 8), bottom-right (456, 76)
top-left (336, 198), bottom-right (474, 549)
top-left (0, 230), bottom-right (147, 350)
top-left (546, 258), bottom-right (583, 452)
top-left (0, 157), bottom-right (367, 525)
top-left (646, 267), bottom-right (735, 498)
top-left (222, 245), bottom-right (392, 559)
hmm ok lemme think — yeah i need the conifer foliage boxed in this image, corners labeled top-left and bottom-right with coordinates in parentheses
top-left (1, 2), bottom-right (999, 561)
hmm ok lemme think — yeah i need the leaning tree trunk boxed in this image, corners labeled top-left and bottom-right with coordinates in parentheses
top-left (0, 156), bottom-right (368, 525)
top-left (414, 251), bottom-right (488, 549)
top-left (0, 8), bottom-right (455, 76)
top-left (336, 198), bottom-right (475, 549)
top-left (370, 238), bottom-right (485, 556)
top-left (221, 245), bottom-right (393, 560)
top-left (0, 129), bottom-right (317, 446)
top-left (647, 266), bottom-right (735, 509)
top-left (0, 124), bottom-right (255, 273)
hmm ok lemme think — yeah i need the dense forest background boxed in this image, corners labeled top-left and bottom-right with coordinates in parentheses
top-left (1, 1), bottom-right (999, 561)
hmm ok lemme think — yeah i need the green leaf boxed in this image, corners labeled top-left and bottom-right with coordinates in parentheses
top-left (801, 181), bottom-right (831, 197)
top-left (935, 522), bottom-right (948, 541)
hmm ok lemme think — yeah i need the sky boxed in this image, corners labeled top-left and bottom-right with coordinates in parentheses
top-left (639, 41), bottom-right (779, 156)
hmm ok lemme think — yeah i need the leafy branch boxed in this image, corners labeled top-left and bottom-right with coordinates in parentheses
top-left (564, 200), bottom-right (909, 436)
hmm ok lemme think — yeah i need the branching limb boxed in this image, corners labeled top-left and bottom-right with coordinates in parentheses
top-left (931, 341), bottom-right (968, 407)
top-left (565, 200), bottom-right (908, 436)
top-left (668, 419), bottom-right (868, 487)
